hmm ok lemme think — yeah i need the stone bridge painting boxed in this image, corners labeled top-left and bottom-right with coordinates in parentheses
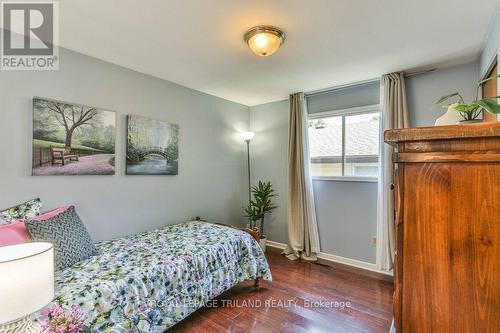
top-left (126, 115), bottom-right (179, 175)
top-left (32, 97), bottom-right (116, 176)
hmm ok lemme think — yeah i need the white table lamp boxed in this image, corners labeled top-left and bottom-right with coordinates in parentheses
top-left (0, 242), bottom-right (54, 333)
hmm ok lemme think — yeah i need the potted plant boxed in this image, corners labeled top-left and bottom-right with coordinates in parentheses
top-left (244, 181), bottom-right (278, 252)
top-left (244, 204), bottom-right (261, 241)
top-left (434, 74), bottom-right (500, 124)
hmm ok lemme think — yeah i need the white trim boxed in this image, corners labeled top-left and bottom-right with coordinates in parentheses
top-left (308, 104), bottom-right (381, 181)
top-left (480, 47), bottom-right (500, 122)
top-left (266, 240), bottom-right (287, 250)
top-left (265, 240), bottom-right (393, 276)
top-left (316, 252), bottom-right (389, 275)
top-left (307, 104), bottom-right (380, 119)
top-left (312, 176), bottom-right (378, 183)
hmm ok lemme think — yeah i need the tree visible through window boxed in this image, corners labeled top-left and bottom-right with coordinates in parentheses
top-left (308, 111), bottom-right (380, 178)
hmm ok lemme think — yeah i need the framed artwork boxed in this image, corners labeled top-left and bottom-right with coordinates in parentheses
top-left (126, 115), bottom-right (179, 175)
top-left (32, 97), bottom-right (116, 176)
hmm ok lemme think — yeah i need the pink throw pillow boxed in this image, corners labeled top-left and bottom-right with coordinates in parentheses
top-left (0, 221), bottom-right (32, 246)
top-left (0, 206), bottom-right (70, 247)
top-left (30, 206), bottom-right (70, 221)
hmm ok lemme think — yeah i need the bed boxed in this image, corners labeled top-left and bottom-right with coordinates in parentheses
top-left (36, 221), bottom-right (272, 332)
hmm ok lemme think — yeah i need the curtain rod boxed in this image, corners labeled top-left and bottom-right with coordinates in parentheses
top-left (405, 68), bottom-right (436, 77)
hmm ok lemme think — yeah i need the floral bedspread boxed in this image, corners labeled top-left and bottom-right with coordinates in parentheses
top-left (36, 221), bottom-right (272, 332)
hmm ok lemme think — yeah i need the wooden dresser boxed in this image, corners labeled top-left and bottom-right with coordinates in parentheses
top-left (384, 123), bottom-right (500, 333)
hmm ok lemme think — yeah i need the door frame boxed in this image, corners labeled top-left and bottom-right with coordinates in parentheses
top-left (481, 48), bottom-right (499, 121)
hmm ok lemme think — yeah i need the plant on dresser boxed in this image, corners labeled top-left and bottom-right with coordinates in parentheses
top-left (434, 74), bottom-right (500, 123)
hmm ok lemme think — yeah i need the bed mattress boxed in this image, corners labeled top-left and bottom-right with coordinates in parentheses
top-left (36, 221), bottom-right (272, 332)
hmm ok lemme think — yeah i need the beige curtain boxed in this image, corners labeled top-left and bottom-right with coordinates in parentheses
top-left (377, 73), bottom-right (410, 271)
top-left (283, 92), bottom-right (321, 261)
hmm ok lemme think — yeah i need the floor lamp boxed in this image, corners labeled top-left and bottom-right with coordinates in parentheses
top-left (241, 131), bottom-right (255, 226)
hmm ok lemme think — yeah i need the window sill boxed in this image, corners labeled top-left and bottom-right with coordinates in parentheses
top-left (312, 176), bottom-right (378, 183)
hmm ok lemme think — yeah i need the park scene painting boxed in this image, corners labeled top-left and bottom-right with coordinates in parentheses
top-left (32, 97), bottom-right (116, 176)
top-left (126, 115), bottom-right (179, 175)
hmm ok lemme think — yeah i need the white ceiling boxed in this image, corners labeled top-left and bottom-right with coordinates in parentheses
top-left (59, 0), bottom-right (499, 106)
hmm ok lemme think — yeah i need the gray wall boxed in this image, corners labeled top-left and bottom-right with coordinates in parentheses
top-left (307, 83), bottom-right (380, 263)
top-left (248, 100), bottom-right (289, 244)
top-left (0, 39), bottom-right (483, 266)
top-left (249, 62), bottom-right (480, 264)
top-left (406, 61), bottom-right (479, 127)
top-left (480, 8), bottom-right (499, 77)
top-left (0, 48), bottom-right (249, 241)
top-left (312, 180), bottom-right (377, 263)
top-left (249, 85), bottom-right (379, 263)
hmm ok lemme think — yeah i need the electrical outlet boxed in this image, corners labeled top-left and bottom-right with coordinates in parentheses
top-left (371, 236), bottom-right (377, 247)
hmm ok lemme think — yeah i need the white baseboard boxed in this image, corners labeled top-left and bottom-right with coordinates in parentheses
top-left (266, 240), bottom-right (393, 276)
top-left (266, 240), bottom-right (287, 250)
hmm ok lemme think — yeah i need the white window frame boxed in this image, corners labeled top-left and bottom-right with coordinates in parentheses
top-left (308, 104), bottom-right (381, 183)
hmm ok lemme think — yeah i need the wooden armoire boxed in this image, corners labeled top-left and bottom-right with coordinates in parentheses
top-left (384, 122), bottom-right (499, 332)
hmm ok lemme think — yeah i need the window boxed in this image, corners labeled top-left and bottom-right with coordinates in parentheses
top-left (308, 106), bottom-right (380, 180)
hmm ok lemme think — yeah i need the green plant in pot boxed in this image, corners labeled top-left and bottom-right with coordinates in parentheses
top-left (435, 74), bottom-right (500, 123)
top-left (244, 181), bottom-right (278, 251)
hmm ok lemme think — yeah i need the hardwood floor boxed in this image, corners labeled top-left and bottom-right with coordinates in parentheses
top-left (170, 247), bottom-right (394, 333)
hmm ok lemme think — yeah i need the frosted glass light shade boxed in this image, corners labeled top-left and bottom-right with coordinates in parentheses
top-left (0, 242), bottom-right (54, 324)
top-left (241, 131), bottom-right (255, 142)
top-left (244, 26), bottom-right (285, 57)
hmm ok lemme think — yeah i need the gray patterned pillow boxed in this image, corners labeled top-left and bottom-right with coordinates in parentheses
top-left (25, 206), bottom-right (97, 270)
top-left (0, 198), bottom-right (42, 225)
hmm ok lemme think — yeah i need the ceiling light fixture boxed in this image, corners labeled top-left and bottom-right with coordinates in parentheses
top-left (244, 26), bottom-right (285, 57)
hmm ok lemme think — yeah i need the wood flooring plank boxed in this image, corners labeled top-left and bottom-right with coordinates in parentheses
top-left (170, 251), bottom-right (393, 332)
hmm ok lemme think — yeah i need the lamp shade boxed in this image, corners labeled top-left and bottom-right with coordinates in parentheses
top-left (0, 242), bottom-right (54, 324)
top-left (241, 131), bottom-right (255, 142)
